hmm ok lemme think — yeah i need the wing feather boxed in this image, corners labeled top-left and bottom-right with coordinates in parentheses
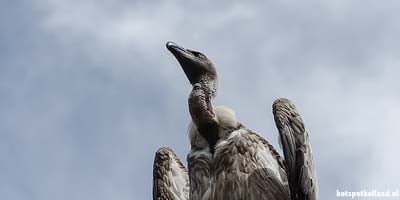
top-left (248, 132), bottom-right (290, 200)
top-left (248, 168), bottom-right (290, 200)
top-left (211, 128), bottom-right (290, 200)
top-left (187, 148), bottom-right (212, 200)
top-left (153, 147), bottom-right (189, 200)
top-left (273, 98), bottom-right (318, 200)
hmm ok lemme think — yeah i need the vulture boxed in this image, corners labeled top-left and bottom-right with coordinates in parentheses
top-left (153, 41), bottom-right (318, 200)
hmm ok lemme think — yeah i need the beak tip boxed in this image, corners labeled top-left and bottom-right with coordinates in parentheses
top-left (166, 41), bottom-right (176, 50)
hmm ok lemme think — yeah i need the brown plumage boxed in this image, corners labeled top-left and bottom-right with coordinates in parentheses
top-left (152, 42), bottom-right (318, 200)
top-left (273, 99), bottom-right (319, 200)
top-left (153, 147), bottom-right (189, 200)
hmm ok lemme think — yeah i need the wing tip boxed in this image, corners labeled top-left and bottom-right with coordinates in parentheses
top-left (272, 98), bottom-right (295, 112)
top-left (154, 147), bottom-right (175, 167)
top-left (154, 147), bottom-right (187, 172)
top-left (155, 147), bottom-right (174, 156)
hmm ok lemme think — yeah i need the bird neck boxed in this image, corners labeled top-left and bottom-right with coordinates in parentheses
top-left (189, 78), bottom-right (219, 151)
top-left (197, 76), bottom-right (218, 99)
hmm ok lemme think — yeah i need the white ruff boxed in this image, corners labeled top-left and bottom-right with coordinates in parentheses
top-left (189, 105), bottom-right (238, 148)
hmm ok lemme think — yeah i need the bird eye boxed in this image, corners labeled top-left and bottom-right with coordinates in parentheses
top-left (191, 51), bottom-right (206, 59)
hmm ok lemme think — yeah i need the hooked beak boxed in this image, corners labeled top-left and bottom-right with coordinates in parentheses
top-left (166, 41), bottom-right (191, 57)
top-left (166, 41), bottom-right (202, 85)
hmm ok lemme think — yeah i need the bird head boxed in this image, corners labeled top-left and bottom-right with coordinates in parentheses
top-left (166, 41), bottom-right (218, 96)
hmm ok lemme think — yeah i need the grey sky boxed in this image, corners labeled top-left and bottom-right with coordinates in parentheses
top-left (1, 1), bottom-right (399, 199)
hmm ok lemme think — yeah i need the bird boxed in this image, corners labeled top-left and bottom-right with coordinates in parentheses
top-left (152, 41), bottom-right (318, 200)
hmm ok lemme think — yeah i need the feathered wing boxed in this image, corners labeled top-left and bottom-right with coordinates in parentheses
top-left (153, 147), bottom-right (189, 200)
top-left (211, 128), bottom-right (290, 200)
top-left (273, 98), bottom-right (319, 200)
top-left (187, 149), bottom-right (212, 200)
top-left (247, 132), bottom-right (291, 200)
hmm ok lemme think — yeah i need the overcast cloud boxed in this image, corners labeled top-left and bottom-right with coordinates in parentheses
top-left (1, 1), bottom-right (399, 199)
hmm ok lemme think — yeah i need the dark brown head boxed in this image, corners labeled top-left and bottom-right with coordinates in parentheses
top-left (166, 41), bottom-right (218, 96)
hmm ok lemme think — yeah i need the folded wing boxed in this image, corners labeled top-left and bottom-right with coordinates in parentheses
top-left (273, 98), bottom-right (318, 200)
top-left (153, 147), bottom-right (189, 200)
